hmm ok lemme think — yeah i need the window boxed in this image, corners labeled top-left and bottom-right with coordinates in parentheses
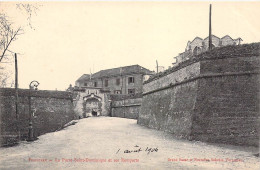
top-left (84, 83), bottom-right (87, 86)
top-left (105, 80), bottom-right (108, 87)
top-left (116, 78), bottom-right (120, 86)
top-left (143, 75), bottom-right (150, 82)
top-left (128, 77), bottom-right (135, 84)
top-left (94, 82), bottom-right (97, 87)
top-left (128, 89), bottom-right (135, 94)
top-left (193, 46), bottom-right (201, 55)
top-left (114, 90), bottom-right (121, 94)
top-left (219, 40), bottom-right (222, 46)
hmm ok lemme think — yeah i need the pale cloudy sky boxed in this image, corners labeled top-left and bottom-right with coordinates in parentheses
top-left (1, 1), bottom-right (260, 90)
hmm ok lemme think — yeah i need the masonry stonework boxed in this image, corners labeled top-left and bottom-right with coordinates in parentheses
top-left (111, 97), bottom-right (142, 119)
top-left (0, 88), bottom-right (75, 146)
top-left (143, 62), bottom-right (200, 93)
top-left (73, 88), bottom-right (111, 118)
top-left (138, 43), bottom-right (260, 146)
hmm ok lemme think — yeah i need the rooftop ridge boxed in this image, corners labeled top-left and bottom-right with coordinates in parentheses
top-left (204, 34), bottom-right (220, 40)
top-left (97, 64), bottom-right (140, 73)
top-left (76, 64), bottom-right (152, 82)
top-left (190, 36), bottom-right (203, 43)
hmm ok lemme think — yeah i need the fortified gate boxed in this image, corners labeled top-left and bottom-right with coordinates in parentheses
top-left (73, 87), bottom-right (111, 118)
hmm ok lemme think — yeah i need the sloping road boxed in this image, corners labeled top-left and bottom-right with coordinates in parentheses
top-left (0, 117), bottom-right (259, 170)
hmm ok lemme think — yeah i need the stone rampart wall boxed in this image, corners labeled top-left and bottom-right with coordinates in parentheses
top-left (0, 88), bottom-right (75, 146)
top-left (112, 98), bottom-right (142, 119)
top-left (138, 43), bottom-right (260, 146)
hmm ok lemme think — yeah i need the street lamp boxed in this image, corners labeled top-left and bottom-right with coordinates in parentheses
top-left (29, 80), bottom-right (39, 90)
top-left (27, 80), bottom-right (39, 141)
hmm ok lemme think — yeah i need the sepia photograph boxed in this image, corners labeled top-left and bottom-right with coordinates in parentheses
top-left (0, 1), bottom-right (259, 169)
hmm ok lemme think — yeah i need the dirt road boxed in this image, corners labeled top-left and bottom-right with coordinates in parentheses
top-left (0, 117), bottom-right (259, 170)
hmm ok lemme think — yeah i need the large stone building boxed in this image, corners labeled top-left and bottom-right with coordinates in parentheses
top-left (75, 64), bottom-right (153, 95)
top-left (173, 35), bottom-right (243, 66)
top-left (73, 65), bottom-right (153, 118)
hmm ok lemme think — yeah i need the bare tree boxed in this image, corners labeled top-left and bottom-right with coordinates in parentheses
top-left (0, 3), bottom-right (40, 87)
top-left (0, 67), bottom-right (13, 87)
top-left (0, 13), bottom-right (22, 62)
top-left (0, 3), bottom-right (39, 62)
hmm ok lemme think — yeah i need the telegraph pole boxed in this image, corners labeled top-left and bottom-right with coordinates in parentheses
top-left (156, 60), bottom-right (158, 73)
top-left (209, 4), bottom-right (212, 50)
top-left (14, 53), bottom-right (20, 140)
top-left (15, 53), bottom-right (18, 119)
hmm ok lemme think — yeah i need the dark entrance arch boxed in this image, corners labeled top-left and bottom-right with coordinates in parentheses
top-left (92, 110), bottom-right (98, 116)
top-left (83, 94), bottom-right (102, 117)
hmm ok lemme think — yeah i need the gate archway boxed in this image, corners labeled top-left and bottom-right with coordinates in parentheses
top-left (83, 94), bottom-right (102, 117)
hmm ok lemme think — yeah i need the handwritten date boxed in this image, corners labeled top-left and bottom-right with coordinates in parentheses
top-left (116, 145), bottom-right (158, 154)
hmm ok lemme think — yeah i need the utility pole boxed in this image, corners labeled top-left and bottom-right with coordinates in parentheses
top-left (15, 53), bottom-right (18, 119)
top-left (209, 4), bottom-right (212, 50)
top-left (124, 74), bottom-right (126, 118)
top-left (15, 53), bottom-right (20, 140)
top-left (90, 68), bottom-right (92, 80)
top-left (156, 60), bottom-right (158, 73)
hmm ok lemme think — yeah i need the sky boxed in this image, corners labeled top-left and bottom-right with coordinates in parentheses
top-left (1, 1), bottom-right (260, 90)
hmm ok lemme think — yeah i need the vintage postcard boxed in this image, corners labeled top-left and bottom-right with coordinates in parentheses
top-left (0, 1), bottom-right (259, 170)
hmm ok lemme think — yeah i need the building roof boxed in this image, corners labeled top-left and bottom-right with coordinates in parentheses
top-left (77, 65), bottom-right (153, 82)
top-left (190, 37), bottom-right (203, 43)
top-left (221, 35), bottom-right (234, 40)
top-left (176, 34), bottom-right (242, 59)
top-left (188, 35), bottom-right (240, 44)
top-left (76, 74), bottom-right (90, 82)
top-left (220, 35), bottom-right (242, 41)
top-left (204, 34), bottom-right (220, 40)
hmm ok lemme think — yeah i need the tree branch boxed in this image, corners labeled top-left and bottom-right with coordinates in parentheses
top-left (0, 27), bottom-right (21, 62)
